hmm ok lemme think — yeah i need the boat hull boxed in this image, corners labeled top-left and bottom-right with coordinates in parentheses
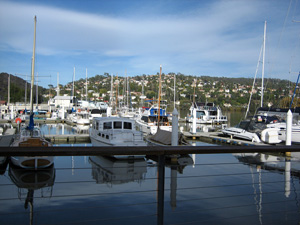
top-left (11, 156), bottom-right (54, 170)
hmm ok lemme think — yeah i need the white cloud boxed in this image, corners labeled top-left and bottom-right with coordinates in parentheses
top-left (0, 0), bottom-right (299, 85)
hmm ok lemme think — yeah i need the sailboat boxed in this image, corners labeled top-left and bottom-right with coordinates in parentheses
top-left (10, 16), bottom-right (54, 169)
top-left (135, 65), bottom-right (172, 135)
top-left (222, 21), bottom-right (282, 144)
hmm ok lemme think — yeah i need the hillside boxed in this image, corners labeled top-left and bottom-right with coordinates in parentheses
top-left (1, 72), bottom-right (298, 111)
top-left (0, 73), bottom-right (48, 103)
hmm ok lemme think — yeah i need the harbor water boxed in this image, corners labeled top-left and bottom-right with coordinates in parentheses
top-left (1, 115), bottom-right (300, 224)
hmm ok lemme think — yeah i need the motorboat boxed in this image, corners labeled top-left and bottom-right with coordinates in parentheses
top-left (186, 102), bottom-right (227, 124)
top-left (90, 117), bottom-right (146, 146)
top-left (89, 108), bottom-right (103, 120)
top-left (76, 111), bottom-right (90, 125)
top-left (221, 115), bottom-right (282, 144)
top-left (256, 107), bottom-right (300, 144)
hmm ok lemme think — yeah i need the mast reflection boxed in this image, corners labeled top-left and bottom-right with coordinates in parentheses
top-left (8, 163), bottom-right (56, 225)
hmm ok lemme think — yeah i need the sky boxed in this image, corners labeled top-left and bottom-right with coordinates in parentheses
top-left (0, 0), bottom-right (299, 88)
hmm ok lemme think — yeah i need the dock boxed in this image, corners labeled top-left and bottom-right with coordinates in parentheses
top-left (182, 131), bottom-right (270, 146)
top-left (0, 128), bottom-right (16, 146)
top-left (44, 134), bottom-right (90, 144)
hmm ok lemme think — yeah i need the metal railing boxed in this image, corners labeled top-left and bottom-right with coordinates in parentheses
top-left (0, 145), bottom-right (299, 225)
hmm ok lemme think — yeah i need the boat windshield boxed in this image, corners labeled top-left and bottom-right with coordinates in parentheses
top-left (236, 120), bottom-right (250, 130)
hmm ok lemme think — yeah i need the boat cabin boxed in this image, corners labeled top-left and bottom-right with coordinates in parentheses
top-left (93, 118), bottom-right (135, 132)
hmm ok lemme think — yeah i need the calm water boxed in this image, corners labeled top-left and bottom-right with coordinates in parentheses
top-left (1, 114), bottom-right (300, 225)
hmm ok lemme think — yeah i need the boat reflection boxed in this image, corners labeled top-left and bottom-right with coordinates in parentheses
top-left (146, 154), bottom-right (194, 174)
top-left (8, 164), bottom-right (55, 225)
top-left (89, 156), bottom-right (147, 186)
top-left (73, 125), bottom-right (90, 134)
top-left (234, 153), bottom-right (300, 198)
top-left (0, 156), bottom-right (9, 175)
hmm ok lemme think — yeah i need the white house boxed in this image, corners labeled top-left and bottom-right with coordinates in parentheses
top-left (48, 96), bottom-right (78, 108)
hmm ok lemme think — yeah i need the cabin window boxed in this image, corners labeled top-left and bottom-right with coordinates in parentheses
top-left (114, 121), bottom-right (122, 129)
top-left (103, 122), bottom-right (112, 129)
top-left (106, 135), bottom-right (109, 139)
top-left (124, 122), bottom-right (132, 130)
top-left (96, 122), bottom-right (99, 130)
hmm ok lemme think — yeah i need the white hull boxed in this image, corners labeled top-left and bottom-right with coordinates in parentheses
top-left (10, 156), bottom-right (54, 169)
top-left (135, 118), bottom-right (172, 135)
top-left (221, 127), bottom-right (281, 144)
top-left (90, 117), bottom-right (146, 147)
top-left (267, 122), bottom-right (300, 144)
top-left (11, 127), bottom-right (54, 169)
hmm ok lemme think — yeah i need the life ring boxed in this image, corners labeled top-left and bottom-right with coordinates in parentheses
top-left (15, 118), bottom-right (22, 123)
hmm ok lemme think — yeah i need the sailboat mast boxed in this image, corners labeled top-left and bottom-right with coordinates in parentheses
top-left (174, 73), bottom-right (176, 109)
top-left (126, 70), bottom-right (128, 108)
top-left (8, 74), bottom-right (10, 106)
top-left (36, 73), bottom-right (38, 108)
top-left (261, 21), bottom-right (266, 107)
top-left (110, 73), bottom-right (113, 106)
top-left (85, 68), bottom-right (88, 101)
top-left (72, 67), bottom-right (75, 97)
top-left (29, 16), bottom-right (37, 115)
top-left (116, 73), bottom-right (118, 110)
top-left (57, 72), bottom-right (60, 96)
top-left (158, 65), bottom-right (162, 128)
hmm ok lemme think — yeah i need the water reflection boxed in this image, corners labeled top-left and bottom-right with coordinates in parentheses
top-left (146, 154), bottom-right (194, 174)
top-left (8, 164), bottom-right (55, 225)
top-left (89, 156), bottom-right (147, 186)
top-left (234, 153), bottom-right (300, 198)
top-left (0, 156), bottom-right (9, 175)
top-left (73, 125), bottom-right (90, 134)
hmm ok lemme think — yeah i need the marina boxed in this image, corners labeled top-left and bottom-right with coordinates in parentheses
top-left (1, 0), bottom-right (300, 224)
top-left (0, 108), bottom-right (300, 224)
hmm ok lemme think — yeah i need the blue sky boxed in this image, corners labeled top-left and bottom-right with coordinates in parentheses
top-left (0, 0), bottom-right (299, 88)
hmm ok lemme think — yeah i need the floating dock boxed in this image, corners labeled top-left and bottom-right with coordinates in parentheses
top-left (44, 134), bottom-right (90, 144)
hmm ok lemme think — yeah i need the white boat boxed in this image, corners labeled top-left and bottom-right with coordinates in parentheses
top-left (267, 122), bottom-right (300, 144)
top-left (135, 103), bottom-right (172, 135)
top-left (90, 117), bottom-right (146, 146)
top-left (10, 16), bottom-right (54, 170)
top-left (186, 102), bottom-right (227, 124)
top-left (257, 107), bottom-right (300, 144)
top-left (11, 126), bottom-right (54, 169)
top-left (221, 115), bottom-right (282, 144)
top-left (135, 66), bottom-right (172, 135)
top-left (89, 109), bottom-right (103, 120)
top-left (76, 111), bottom-right (90, 125)
top-left (118, 106), bottom-right (137, 118)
